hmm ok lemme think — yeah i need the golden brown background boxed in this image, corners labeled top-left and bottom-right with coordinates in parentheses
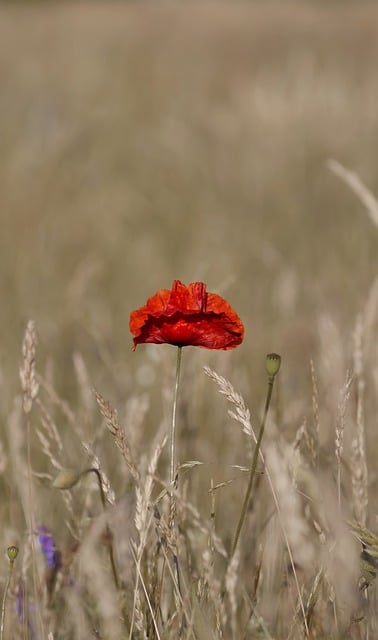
top-left (1, 0), bottom-right (378, 508)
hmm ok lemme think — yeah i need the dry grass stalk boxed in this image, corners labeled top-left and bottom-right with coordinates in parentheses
top-left (35, 398), bottom-right (64, 455)
top-left (266, 441), bottom-right (314, 571)
top-left (201, 547), bottom-right (225, 638)
top-left (73, 352), bottom-right (95, 415)
top-left (291, 419), bottom-right (307, 489)
top-left (351, 315), bottom-right (369, 526)
top-left (335, 371), bottom-right (353, 509)
top-left (327, 159), bottom-right (378, 230)
top-left (129, 542), bottom-right (159, 639)
top-left (363, 275), bottom-right (378, 342)
top-left (131, 435), bottom-right (167, 638)
top-left (135, 434), bottom-right (166, 539)
top-left (34, 398), bottom-right (66, 473)
top-left (309, 360), bottom-right (319, 466)
top-left (34, 427), bottom-right (62, 473)
top-left (19, 321), bottom-right (46, 639)
top-left (304, 567), bottom-right (324, 631)
top-left (177, 489), bottom-right (227, 559)
top-left (81, 441), bottom-right (116, 506)
top-left (37, 373), bottom-right (76, 426)
top-left (124, 393), bottom-right (150, 453)
top-left (205, 366), bottom-right (309, 633)
top-left (20, 320), bottom-right (39, 414)
top-left (203, 366), bottom-right (254, 439)
top-left (201, 479), bottom-right (225, 637)
top-left (94, 390), bottom-right (139, 484)
top-left (225, 547), bottom-right (240, 639)
top-left (79, 514), bottom-right (123, 639)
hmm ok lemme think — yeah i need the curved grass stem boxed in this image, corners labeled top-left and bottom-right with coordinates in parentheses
top-left (231, 354), bottom-right (281, 558)
top-left (85, 468), bottom-right (120, 591)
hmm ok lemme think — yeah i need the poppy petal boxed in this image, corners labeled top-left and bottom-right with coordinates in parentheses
top-left (130, 280), bottom-right (244, 350)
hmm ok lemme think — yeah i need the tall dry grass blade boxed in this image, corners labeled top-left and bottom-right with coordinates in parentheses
top-left (302, 568), bottom-right (324, 635)
top-left (203, 366), bottom-right (253, 438)
top-left (309, 360), bottom-right (319, 466)
top-left (351, 315), bottom-right (369, 526)
top-left (35, 398), bottom-right (64, 454)
top-left (20, 320), bottom-right (39, 414)
top-left (34, 397), bottom-right (66, 474)
top-left (94, 390), bottom-right (140, 484)
top-left (73, 351), bottom-right (95, 415)
top-left (225, 547), bottom-right (239, 639)
top-left (79, 514), bottom-right (123, 639)
top-left (327, 159), bottom-right (378, 229)
top-left (124, 393), bottom-right (150, 453)
top-left (131, 435), bottom-right (167, 639)
top-left (19, 321), bottom-right (45, 640)
top-left (81, 442), bottom-right (116, 506)
top-left (335, 371), bottom-right (353, 509)
top-left (204, 366), bottom-right (309, 635)
top-left (129, 543), bottom-right (161, 640)
top-left (37, 373), bottom-right (76, 426)
top-left (34, 427), bottom-right (62, 472)
top-left (201, 479), bottom-right (225, 637)
top-left (266, 441), bottom-right (314, 571)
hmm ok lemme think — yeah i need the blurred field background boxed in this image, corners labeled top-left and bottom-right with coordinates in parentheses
top-left (1, 2), bottom-right (378, 638)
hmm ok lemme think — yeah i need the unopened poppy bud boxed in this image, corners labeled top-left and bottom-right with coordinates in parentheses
top-left (266, 353), bottom-right (281, 378)
top-left (52, 468), bottom-right (82, 490)
top-left (7, 545), bottom-right (19, 563)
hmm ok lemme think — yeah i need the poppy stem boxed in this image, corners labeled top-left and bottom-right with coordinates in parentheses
top-left (169, 346), bottom-right (183, 598)
top-left (170, 346), bottom-right (183, 492)
top-left (230, 354), bottom-right (281, 558)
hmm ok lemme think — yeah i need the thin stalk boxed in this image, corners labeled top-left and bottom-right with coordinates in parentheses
top-left (0, 549), bottom-right (18, 640)
top-left (84, 468), bottom-right (120, 591)
top-left (84, 468), bottom-right (130, 633)
top-left (169, 346), bottom-right (183, 600)
top-left (0, 571), bottom-right (11, 640)
top-left (170, 346), bottom-right (183, 492)
top-left (231, 371), bottom-right (277, 558)
top-left (26, 419), bottom-right (45, 640)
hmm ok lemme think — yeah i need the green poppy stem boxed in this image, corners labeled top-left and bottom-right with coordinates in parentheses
top-left (170, 346), bottom-right (183, 493)
top-left (169, 346), bottom-right (183, 597)
top-left (231, 354), bottom-right (281, 558)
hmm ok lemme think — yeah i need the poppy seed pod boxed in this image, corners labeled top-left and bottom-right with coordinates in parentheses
top-left (265, 353), bottom-right (282, 378)
top-left (7, 545), bottom-right (19, 563)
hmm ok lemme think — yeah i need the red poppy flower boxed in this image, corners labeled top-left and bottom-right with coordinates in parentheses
top-left (130, 280), bottom-right (244, 351)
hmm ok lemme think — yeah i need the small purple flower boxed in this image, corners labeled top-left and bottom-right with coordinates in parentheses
top-left (16, 581), bottom-right (24, 621)
top-left (16, 581), bottom-right (37, 640)
top-left (36, 526), bottom-right (62, 571)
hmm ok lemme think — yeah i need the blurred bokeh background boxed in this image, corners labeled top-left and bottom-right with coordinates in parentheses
top-left (1, 1), bottom-right (378, 475)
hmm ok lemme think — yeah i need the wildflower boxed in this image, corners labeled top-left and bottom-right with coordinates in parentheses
top-left (130, 280), bottom-right (244, 351)
top-left (15, 581), bottom-right (25, 622)
top-left (15, 581), bottom-right (37, 640)
top-left (35, 526), bottom-right (62, 571)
